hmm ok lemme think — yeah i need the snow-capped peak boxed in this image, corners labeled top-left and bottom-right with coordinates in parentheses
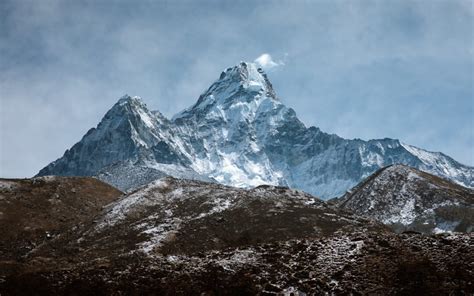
top-left (105, 95), bottom-right (158, 130)
top-left (117, 94), bottom-right (143, 105)
top-left (115, 95), bottom-right (156, 114)
top-left (218, 62), bottom-right (275, 96)
top-left (173, 61), bottom-right (277, 121)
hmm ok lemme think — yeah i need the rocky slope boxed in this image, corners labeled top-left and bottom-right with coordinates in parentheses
top-left (0, 176), bottom-right (472, 295)
top-left (37, 62), bottom-right (474, 199)
top-left (0, 177), bottom-right (122, 261)
top-left (334, 165), bottom-right (474, 233)
top-left (31, 176), bottom-right (386, 260)
top-left (2, 231), bottom-right (472, 295)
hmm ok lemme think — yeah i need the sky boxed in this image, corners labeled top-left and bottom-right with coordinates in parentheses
top-left (0, 0), bottom-right (473, 178)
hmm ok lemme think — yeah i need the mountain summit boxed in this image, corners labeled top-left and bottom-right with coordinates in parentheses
top-left (173, 62), bottom-right (277, 121)
top-left (37, 62), bottom-right (474, 199)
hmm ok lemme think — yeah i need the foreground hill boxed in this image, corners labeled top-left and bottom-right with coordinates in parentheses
top-left (0, 176), bottom-right (472, 295)
top-left (32, 177), bottom-right (386, 260)
top-left (2, 231), bottom-right (472, 295)
top-left (37, 62), bottom-right (473, 199)
top-left (0, 177), bottom-right (122, 261)
top-left (334, 165), bottom-right (474, 233)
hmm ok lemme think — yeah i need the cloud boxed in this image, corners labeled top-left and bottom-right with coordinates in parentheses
top-left (0, 0), bottom-right (472, 178)
top-left (254, 53), bottom-right (284, 70)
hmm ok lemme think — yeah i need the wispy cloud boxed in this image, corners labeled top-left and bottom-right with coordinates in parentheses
top-left (254, 53), bottom-right (285, 70)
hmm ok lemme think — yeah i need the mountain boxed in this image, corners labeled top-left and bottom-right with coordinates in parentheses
top-left (333, 165), bottom-right (474, 233)
top-left (37, 62), bottom-right (474, 199)
top-left (1, 176), bottom-right (472, 295)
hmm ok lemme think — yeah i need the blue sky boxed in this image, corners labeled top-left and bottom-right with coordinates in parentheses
top-left (0, 0), bottom-right (473, 177)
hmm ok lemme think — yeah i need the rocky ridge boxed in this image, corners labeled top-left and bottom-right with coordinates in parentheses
top-left (31, 176), bottom-right (386, 260)
top-left (334, 165), bottom-right (474, 234)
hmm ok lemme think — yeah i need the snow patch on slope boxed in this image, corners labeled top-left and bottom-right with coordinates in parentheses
top-left (97, 179), bottom-right (169, 229)
top-left (0, 180), bottom-right (17, 190)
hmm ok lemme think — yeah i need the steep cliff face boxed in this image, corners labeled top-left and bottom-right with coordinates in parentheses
top-left (38, 62), bottom-right (474, 199)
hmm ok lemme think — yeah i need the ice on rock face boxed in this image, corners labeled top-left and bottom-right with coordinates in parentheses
top-left (167, 62), bottom-right (288, 191)
top-left (37, 61), bottom-right (474, 199)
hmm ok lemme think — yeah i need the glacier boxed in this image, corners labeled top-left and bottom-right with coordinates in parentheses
top-left (37, 61), bottom-right (474, 199)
